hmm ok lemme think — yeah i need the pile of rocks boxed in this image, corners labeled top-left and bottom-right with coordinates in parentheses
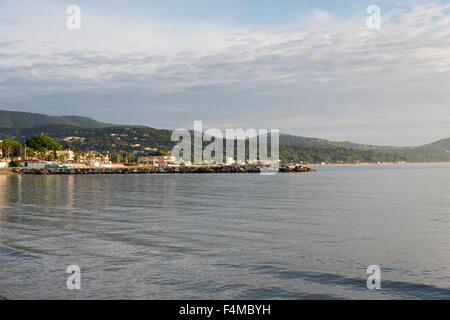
top-left (279, 163), bottom-right (316, 172)
top-left (12, 164), bottom-right (315, 175)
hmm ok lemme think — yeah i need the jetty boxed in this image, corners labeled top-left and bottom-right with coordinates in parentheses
top-left (11, 164), bottom-right (315, 175)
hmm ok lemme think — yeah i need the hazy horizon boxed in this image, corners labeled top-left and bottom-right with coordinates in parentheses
top-left (0, 0), bottom-right (449, 146)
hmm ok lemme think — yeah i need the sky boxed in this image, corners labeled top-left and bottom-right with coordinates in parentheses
top-left (0, 0), bottom-right (449, 146)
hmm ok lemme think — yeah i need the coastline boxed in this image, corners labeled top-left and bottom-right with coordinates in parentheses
top-left (0, 168), bottom-right (15, 175)
top-left (3, 162), bottom-right (450, 175)
top-left (308, 161), bottom-right (450, 167)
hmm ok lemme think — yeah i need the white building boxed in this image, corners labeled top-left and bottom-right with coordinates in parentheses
top-left (56, 149), bottom-right (75, 162)
top-left (27, 162), bottom-right (45, 169)
top-left (87, 160), bottom-right (101, 167)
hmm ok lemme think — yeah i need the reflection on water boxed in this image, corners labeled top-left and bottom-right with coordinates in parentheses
top-left (0, 164), bottom-right (449, 299)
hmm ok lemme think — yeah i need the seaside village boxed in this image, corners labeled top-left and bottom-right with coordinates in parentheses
top-left (0, 135), bottom-right (181, 169)
top-left (0, 135), bottom-right (270, 170)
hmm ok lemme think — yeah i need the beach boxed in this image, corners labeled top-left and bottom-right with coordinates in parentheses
top-left (0, 168), bottom-right (14, 175)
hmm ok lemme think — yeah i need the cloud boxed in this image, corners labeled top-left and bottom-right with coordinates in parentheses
top-left (312, 10), bottom-right (332, 24)
top-left (0, 1), bottom-right (449, 145)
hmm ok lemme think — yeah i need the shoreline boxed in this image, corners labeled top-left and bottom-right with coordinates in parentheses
top-left (308, 161), bottom-right (450, 167)
top-left (2, 161), bottom-right (450, 175)
top-left (0, 168), bottom-right (15, 175)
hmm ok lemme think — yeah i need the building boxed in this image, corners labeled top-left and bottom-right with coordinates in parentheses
top-left (87, 160), bottom-right (101, 167)
top-left (56, 149), bottom-right (75, 162)
top-left (19, 160), bottom-right (46, 169)
top-left (81, 151), bottom-right (110, 163)
top-left (63, 136), bottom-right (85, 142)
top-left (138, 156), bottom-right (175, 165)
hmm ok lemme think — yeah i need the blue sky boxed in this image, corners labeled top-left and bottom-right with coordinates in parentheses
top-left (59, 0), bottom-right (450, 25)
top-left (0, 0), bottom-right (449, 145)
top-left (57, 0), bottom-right (443, 25)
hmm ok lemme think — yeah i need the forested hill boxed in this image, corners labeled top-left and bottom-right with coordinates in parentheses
top-left (0, 110), bottom-right (113, 129)
top-left (280, 134), bottom-right (450, 162)
top-left (1, 109), bottom-right (449, 163)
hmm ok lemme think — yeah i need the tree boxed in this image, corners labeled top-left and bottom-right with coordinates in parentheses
top-left (122, 152), bottom-right (136, 164)
top-left (8, 159), bottom-right (20, 167)
top-left (26, 135), bottom-right (61, 153)
top-left (109, 149), bottom-right (122, 163)
top-left (26, 148), bottom-right (37, 158)
top-left (62, 142), bottom-right (82, 153)
top-left (74, 152), bottom-right (82, 163)
top-left (2, 139), bottom-right (22, 158)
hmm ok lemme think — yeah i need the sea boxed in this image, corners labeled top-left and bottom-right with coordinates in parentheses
top-left (0, 164), bottom-right (449, 299)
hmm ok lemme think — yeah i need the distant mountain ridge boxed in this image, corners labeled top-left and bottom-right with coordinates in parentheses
top-left (416, 138), bottom-right (450, 151)
top-left (280, 133), bottom-right (410, 150)
top-left (280, 133), bottom-right (450, 153)
top-left (1, 109), bottom-right (449, 162)
top-left (0, 110), bottom-right (113, 129)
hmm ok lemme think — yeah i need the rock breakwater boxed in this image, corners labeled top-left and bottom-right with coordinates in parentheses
top-left (12, 164), bottom-right (315, 175)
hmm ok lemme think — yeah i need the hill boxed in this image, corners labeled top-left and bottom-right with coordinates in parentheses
top-left (417, 138), bottom-right (450, 152)
top-left (280, 133), bottom-right (410, 151)
top-left (0, 110), bottom-right (113, 129)
top-left (1, 109), bottom-right (449, 163)
top-left (280, 133), bottom-right (450, 161)
top-left (0, 124), bottom-right (174, 154)
top-left (279, 134), bottom-right (338, 147)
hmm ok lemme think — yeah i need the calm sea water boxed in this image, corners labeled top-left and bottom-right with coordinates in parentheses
top-left (0, 164), bottom-right (449, 300)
